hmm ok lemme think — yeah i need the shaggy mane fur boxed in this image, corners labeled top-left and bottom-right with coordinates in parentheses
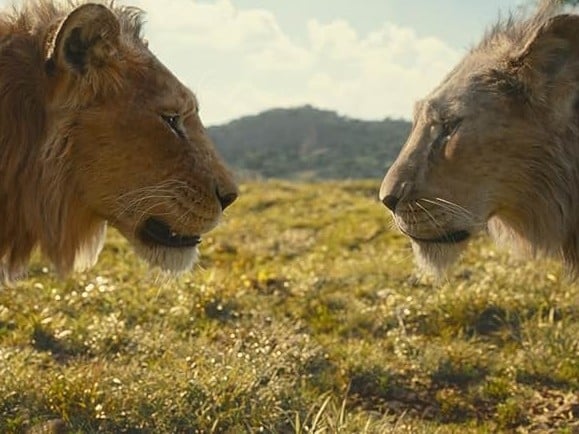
top-left (476, 1), bottom-right (579, 273)
top-left (0, 1), bottom-right (145, 280)
top-left (479, 1), bottom-right (561, 50)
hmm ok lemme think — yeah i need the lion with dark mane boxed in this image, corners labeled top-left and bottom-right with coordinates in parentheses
top-left (380, 1), bottom-right (579, 275)
top-left (0, 0), bottom-right (238, 280)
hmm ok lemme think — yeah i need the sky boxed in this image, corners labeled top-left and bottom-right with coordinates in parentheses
top-left (3, 0), bottom-right (528, 125)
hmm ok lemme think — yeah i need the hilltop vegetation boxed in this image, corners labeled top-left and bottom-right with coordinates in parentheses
top-left (208, 106), bottom-right (410, 180)
top-left (0, 181), bottom-right (577, 433)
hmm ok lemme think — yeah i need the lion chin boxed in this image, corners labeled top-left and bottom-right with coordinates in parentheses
top-left (132, 243), bottom-right (200, 274)
top-left (410, 242), bottom-right (463, 277)
top-left (72, 234), bottom-right (200, 275)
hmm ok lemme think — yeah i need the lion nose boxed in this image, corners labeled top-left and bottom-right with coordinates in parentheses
top-left (217, 190), bottom-right (238, 211)
top-left (381, 194), bottom-right (399, 212)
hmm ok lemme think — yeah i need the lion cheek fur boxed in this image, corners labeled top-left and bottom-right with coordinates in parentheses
top-left (415, 195), bottom-right (575, 277)
top-left (72, 222), bottom-right (107, 272)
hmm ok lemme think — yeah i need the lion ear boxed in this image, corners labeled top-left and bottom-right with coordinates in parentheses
top-left (47, 3), bottom-right (120, 74)
top-left (513, 14), bottom-right (579, 78)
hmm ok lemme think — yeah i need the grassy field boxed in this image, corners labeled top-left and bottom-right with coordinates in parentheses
top-left (0, 180), bottom-right (578, 433)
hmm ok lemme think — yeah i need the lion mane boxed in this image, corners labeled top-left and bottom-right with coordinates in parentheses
top-left (0, 1), bottom-right (237, 280)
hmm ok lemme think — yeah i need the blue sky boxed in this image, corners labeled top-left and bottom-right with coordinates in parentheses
top-left (1, 0), bottom-right (527, 125)
top-left (230, 0), bottom-right (524, 50)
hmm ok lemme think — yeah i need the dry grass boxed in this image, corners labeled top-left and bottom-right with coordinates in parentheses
top-left (1, 180), bottom-right (578, 433)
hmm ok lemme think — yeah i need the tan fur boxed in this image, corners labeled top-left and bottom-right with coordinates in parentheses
top-left (0, 1), bottom-right (238, 280)
top-left (380, 1), bottom-right (579, 276)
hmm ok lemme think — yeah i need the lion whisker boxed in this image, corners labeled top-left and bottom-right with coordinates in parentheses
top-left (116, 179), bottom-right (203, 221)
top-left (418, 198), bottom-right (466, 216)
top-left (116, 191), bottom-right (177, 219)
top-left (116, 182), bottom-right (175, 200)
top-left (116, 178), bottom-right (190, 202)
top-left (433, 197), bottom-right (473, 216)
top-left (415, 201), bottom-right (447, 238)
top-left (418, 198), bottom-right (477, 224)
top-left (115, 182), bottom-right (208, 235)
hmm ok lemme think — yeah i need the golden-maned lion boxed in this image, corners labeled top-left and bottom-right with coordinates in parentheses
top-left (0, 1), bottom-right (238, 280)
top-left (380, 1), bottom-right (579, 275)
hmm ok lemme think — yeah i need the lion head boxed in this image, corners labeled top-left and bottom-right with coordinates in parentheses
top-left (379, 2), bottom-right (579, 275)
top-left (0, 1), bottom-right (238, 280)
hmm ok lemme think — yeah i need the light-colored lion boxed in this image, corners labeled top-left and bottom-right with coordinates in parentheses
top-left (380, 1), bottom-right (579, 275)
top-left (0, 1), bottom-right (238, 280)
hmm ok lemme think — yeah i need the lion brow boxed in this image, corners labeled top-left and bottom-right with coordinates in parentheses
top-left (180, 93), bottom-right (198, 116)
top-left (415, 100), bottom-right (444, 123)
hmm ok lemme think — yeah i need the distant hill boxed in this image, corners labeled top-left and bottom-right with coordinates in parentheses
top-left (208, 105), bottom-right (410, 180)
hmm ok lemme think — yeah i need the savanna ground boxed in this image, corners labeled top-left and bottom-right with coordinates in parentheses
top-left (0, 181), bottom-right (578, 433)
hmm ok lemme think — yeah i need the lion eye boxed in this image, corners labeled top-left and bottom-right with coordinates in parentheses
top-left (429, 119), bottom-right (462, 159)
top-left (429, 124), bottom-right (443, 141)
top-left (161, 114), bottom-right (183, 137)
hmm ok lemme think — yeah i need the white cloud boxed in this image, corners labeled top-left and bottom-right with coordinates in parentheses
top-left (308, 19), bottom-right (359, 58)
top-left (136, 0), bottom-right (283, 51)
top-left (123, 1), bottom-right (465, 125)
top-left (301, 19), bottom-right (461, 119)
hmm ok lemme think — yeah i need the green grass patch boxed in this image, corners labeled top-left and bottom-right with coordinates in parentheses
top-left (1, 180), bottom-right (578, 432)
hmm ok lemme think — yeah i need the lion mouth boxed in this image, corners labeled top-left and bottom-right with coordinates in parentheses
top-left (138, 217), bottom-right (201, 248)
top-left (403, 229), bottom-right (470, 244)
